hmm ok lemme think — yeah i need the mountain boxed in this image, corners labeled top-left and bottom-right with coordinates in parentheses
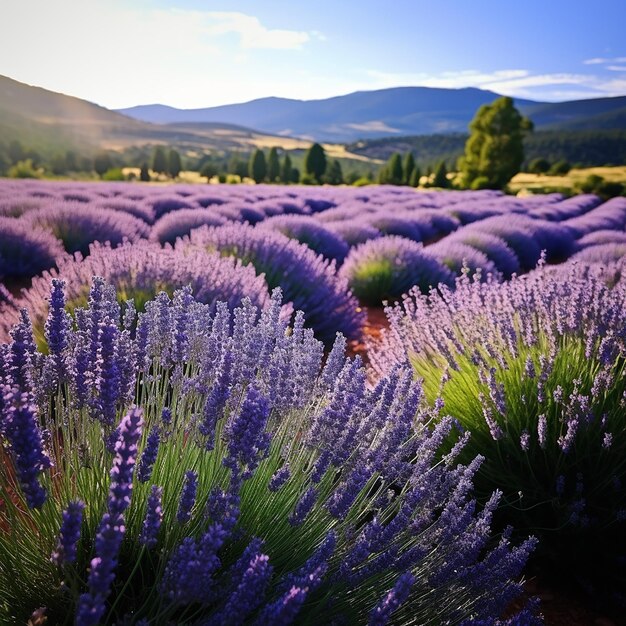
top-left (0, 75), bottom-right (312, 157)
top-left (119, 87), bottom-right (626, 143)
top-left (119, 87), bottom-right (542, 142)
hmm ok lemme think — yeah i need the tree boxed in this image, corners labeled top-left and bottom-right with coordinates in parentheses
top-left (528, 157), bottom-right (550, 174)
top-left (94, 152), bottom-right (113, 178)
top-left (433, 161), bottom-right (451, 188)
top-left (152, 146), bottom-right (168, 175)
top-left (228, 153), bottom-right (248, 178)
top-left (409, 165), bottom-right (422, 188)
top-left (249, 149), bottom-right (267, 183)
top-left (167, 149), bottom-right (182, 178)
top-left (386, 153), bottom-right (404, 185)
top-left (459, 96), bottom-right (533, 189)
top-left (267, 147), bottom-right (280, 183)
top-left (140, 163), bottom-right (151, 182)
top-left (281, 153), bottom-right (292, 184)
top-left (200, 162), bottom-right (219, 181)
top-left (304, 143), bottom-right (327, 183)
top-left (403, 152), bottom-right (416, 185)
top-left (325, 159), bottom-right (344, 185)
top-left (548, 159), bottom-right (571, 176)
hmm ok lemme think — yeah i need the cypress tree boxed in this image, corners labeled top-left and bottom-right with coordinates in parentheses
top-left (152, 146), bottom-right (168, 175)
top-left (249, 149), bottom-right (267, 184)
top-left (304, 143), bottom-right (327, 183)
top-left (325, 159), bottom-right (344, 185)
top-left (281, 153), bottom-right (292, 184)
top-left (409, 165), bottom-right (422, 188)
top-left (167, 149), bottom-right (182, 178)
top-left (387, 153), bottom-right (404, 185)
top-left (403, 152), bottom-right (416, 185)
top-left (433, 161), bottom-right (450, 188)
top-left (140, 163), bottom-right (151, 182)
top-left (267, 147), bottom-right (280, 183)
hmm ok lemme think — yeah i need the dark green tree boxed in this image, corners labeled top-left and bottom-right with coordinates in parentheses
top-left (50, 153), bottom-right (68, 175)
top-left (228, 153), bottom-right (248, 178)
top-left (459, 96), bottom-right (533, 189)
top-left (409, 165), bottom-right (422, 188)
top-left (249, 149), bottom-right (267, 183)
top-left (281, 153), bottom-right (292, 184)
top-left (152, 146), bottom-right (168, 175)
top-left (140, 163), bottom-right (151, 182)
top-left (548, 159), bottom-right (571, 176)
top-left (386, 153), bottom-right (404, 185)
top-left (167, 149), bottom-right (182, 178)
top-left (433, 161), bottom-right (451, 188)
top-left (94, 152), bottom-right (113, 178)
top-left (403, 152), bottom-right (416, 185)
top-left (290, 167), bottom-right (300, 184)
top-left (325, 159), bottom-right (344, 185)
top-left (267, 147), bottom-right (280, 183)
top-left (200, 162), bottom-right (219, 181)
top-left (304, 143), bottom-right (327, 183)
top-left (528, 157), bottom-right (550, 174)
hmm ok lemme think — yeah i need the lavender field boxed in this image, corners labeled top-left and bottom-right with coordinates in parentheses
top-left (1, 179), bottom-right (626, 625)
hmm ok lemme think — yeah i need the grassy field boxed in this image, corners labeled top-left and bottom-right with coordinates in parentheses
top-left (509, 165), bottom-right (626, 194)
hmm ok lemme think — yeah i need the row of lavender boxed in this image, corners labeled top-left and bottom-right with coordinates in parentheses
top-left (1, 180), bottom-right (626, 343)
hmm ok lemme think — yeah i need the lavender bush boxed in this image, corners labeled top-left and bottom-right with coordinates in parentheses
top-left (0, 279), bottom-right (538, 625)
top-left (186, 224), bottom-right (364, 343)
top-left (340, 236), bottom-right (454, 305)
top-left (0, 240), bottom-right (272, 343)
top-left (22, 204), bottom-right (149, 255)
top-left (369, 262), bottom-right (626, 594)
top-left (0, 217), bottom-right (66, 281)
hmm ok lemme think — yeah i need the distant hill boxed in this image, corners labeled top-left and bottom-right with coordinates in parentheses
top-left (0, 75), bottom-right (312, 158)
top-left (118, 87), bottom-right (626, 143)
top-left (347, 130), bottom-right (626, 169)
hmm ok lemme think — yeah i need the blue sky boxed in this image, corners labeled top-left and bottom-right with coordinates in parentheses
top-left (1, 0), bottom-right (625, 108)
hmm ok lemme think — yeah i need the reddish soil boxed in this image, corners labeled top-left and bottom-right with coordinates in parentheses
top-left (348, 306), bottom-right (389, 362)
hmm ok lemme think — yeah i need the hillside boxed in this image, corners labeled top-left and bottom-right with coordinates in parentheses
top-left (0, 75), bottom-right (319, 158)
top-left (119, 87), bottom-right (626, 143)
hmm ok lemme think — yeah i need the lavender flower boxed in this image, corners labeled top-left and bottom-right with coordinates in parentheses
top-left (140, 486), bottom-right (163, 549)
top-left (369, 571), bottom-right (415, 626)
top-left (76, 407), bottom-right (143, 625)
top-left (3, 389), bottom-right (51, 508)
top-left (177, 470), bottom-right (198, 523)
top-left (51, 501), bottom-right (85, 566)
top-left (137, 427), bottom-right (160, 483)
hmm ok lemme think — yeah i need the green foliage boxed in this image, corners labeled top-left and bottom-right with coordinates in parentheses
top-left (7, 158), bottom-right (40, 179)
top-left (151, 146), bottom-right (168, 175)
top-left (300, 173), bottom-right (316, 185)
top-left (289, 167), bottom-right (300, 184)
top-left (228, 153), bottom-right (248, 178)
top-left (380, 152), bottom-right (404, 185)
top-left (94, 152), bottom-right (113, 178)
top-left (432, 161), bottom-right (450, 188)
top-left (266, 147), bottom-right (280, 183)
top-left (8, 139), bottom-right (25, 164)
top-left (548, 159), bottom-right (571, 176)
top-left (139, 163), bottom-right (151, 182)
top-left (167, 149), bottom-right (182, 178)
top-left (102, 168), bottom-right (125, 181)
top-left (304, 143), bottom-right (327, 183)
top-left (528, 157), bottom-right (550, 174)
top-left (248, 149), bottom-right (267, 184)
top-left (403, 152), bottom-right (416, 185)
top-left (280, 153), bottom-right (292, 184)
top-left (469, 176), bottom-right (491, 190)
top-left (408, 165), bottom-right (422, 187)
top-left (324, 159), bottom-right (344, 185)
top-left (577, 174), bottom-right (625, 199)
top-left (352, 177), bottom-right (373, 187)
top-left (199, 162), bottom-right (218, 181)
top-left (460, 97), bottom-right (533, 189)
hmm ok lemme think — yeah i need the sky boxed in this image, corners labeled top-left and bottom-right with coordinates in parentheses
top-left (1, 0), bottom-right (625, 109)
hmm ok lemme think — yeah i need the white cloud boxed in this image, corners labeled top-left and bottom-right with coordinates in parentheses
top-left (364, 68), bottom-right (626, 101)
top-left (202, 12), bottom-right (311, 50)
top-left (606, 65), bottom-right (626, 72)
top-left (583, 56), bottom-right (626, 65)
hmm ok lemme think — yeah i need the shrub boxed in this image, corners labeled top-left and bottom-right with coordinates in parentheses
top-left (7, 159), bottom-right (41, 179)
top-left (0, 240), bottom-right (272, 344)
top-left (150, 209), bottom-right (226, 245)
top-left (22, 204), bottom-right (149, 256)
top-left (425, 241), bottom-right (500, 279)
top-left (101, 168), bottom-right (126, 181)
top-left (443, 231), bottom-right (521, 278)
top-left (0, 280), bottom-right (537, 625)
top-left (0, 217), bottom-right (66, 281)
top-left (369, 264), bottom-right (626, 595)
top-left (259, 215), bottom-right (350, 263)
top-left (339, 236), bottom-right (454, 305)
top-left (186, 224), bottom-right (364, 344)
